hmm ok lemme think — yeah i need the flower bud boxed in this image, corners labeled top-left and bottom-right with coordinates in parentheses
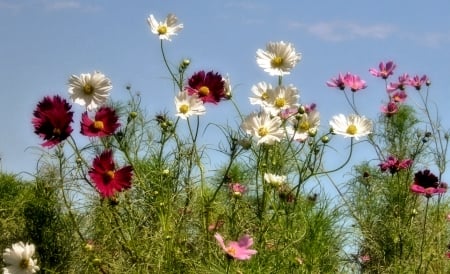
top-left (321, 135), bottom-right (330, 143)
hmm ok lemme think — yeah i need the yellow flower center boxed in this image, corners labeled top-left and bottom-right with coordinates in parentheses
top-left (274, 97), bottom-right (286, 108)
top-left (157, 25), bottom-right (167, 35)
top-left (179, 104), bottom-right (189, 114)
top-left (261, 92), bottom-right (268, 100)
top-left (299, 121), bottom-right (310, 131)
top-left (258, 127), bottom-right (269, 137)
top-left (105, 170), bottom-right (115, 180)
top-left (94, 120), bottom-right (104, 130)
top-left (226, 247), bottom-right (237, 257)
top-left (19, 258), bottom-right (30, 269)
top-left (83, 83), bottom-right (94, 95)
top-left (346, 124), bottom-right (358, 135)
top-left (53, 128), bottom-right (61, 135)
top-left (198, 86), bottom-right (210, 96)
top-left (271, 56), bottom-right (284, 68)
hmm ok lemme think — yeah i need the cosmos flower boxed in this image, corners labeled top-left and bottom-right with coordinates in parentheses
top-left (263, 84), bottom-right (300, 116)
top-left (387, 73), bottom-right (410, 92)
top-left (187, 70), bottom-right (226, 104)
top-left (256, 41), bottom-right (301, 76)
top-left (228, 183), bottom-right (247, 197)
top-left (410, 169), bottom-right (447, 198)
top-left (380, 101), bottom-right (399, 117)
top-left (326, 73), bottom-right (346, 90)
top-left (241, 112), bottom-right (284, 145)
top-left (287, 110), bottom-right (320, 142)
top-left (408, 74), bottom-right (429, 90)
top-left (329, 114), bottom-right (372, 140)
top-left (32, 95), bottom-right (74, 148)
top-left (80, 106), bottom-right (120, 137)
top-left (249, 81), bottom-right (273, 107)
top-left (214, 233), bottom-right (257, 260)
top-left (89, 150), bottom-right (133, 198)
top-left (390, 90), bottom-right (407, 103)
top-left (147, 13), bottom-right (183, 41)
top-left (343, 73), bottom-right (367, 92)
top-left (174, 90), bottom-right (206, 119)
top-left (68, 71), bottom-right (112, 111)
top-left (379, 156), bottom-right (413, 174)
top-left (369, 61), bottom-right (396, 79)
top-left (2, 241), bottom-right (39, 274)
top-left (264, 173), bottom-right (286, 188)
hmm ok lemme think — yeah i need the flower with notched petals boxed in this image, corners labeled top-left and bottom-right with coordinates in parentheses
top-left (147, 13), bottom-right (183, 41)
top-left (214, 233), bottom-right (257, 260)
top-left (187, 71), bottom-right (226, 104)
top-left (68, 71), bottom-right (112, 111)
top-left (241, 112), bottom-right (284, 145)
top-left (256, 41), bottom-right (301, 76)
top-left (2, 241), bottom-right (39, 274)
top-left (329, 114), bottom-right (372, 140)
top-left (410, 169), bottom-right (447, 198)
top-left (369, 61), bottom-right (396, 79)
top-left (81, 106), bottom-right (120, 137)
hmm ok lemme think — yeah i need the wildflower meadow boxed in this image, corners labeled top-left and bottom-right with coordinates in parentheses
top-left (2, 12), bottom-right (450, 274)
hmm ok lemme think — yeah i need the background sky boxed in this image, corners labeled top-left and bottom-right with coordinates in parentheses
top-left (1, 0), bottom-right (450, 185)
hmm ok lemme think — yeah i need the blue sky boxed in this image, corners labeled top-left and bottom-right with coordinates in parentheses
top-left (1, 0), bottom-right (450, 181)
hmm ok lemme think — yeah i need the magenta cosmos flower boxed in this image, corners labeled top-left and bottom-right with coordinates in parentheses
top-left (387, 73), bottom-right (410, 92)
top-left (89, 150), bottom-right (133, 197)
top-left (380, 101), bottom-right (399, 117)
top-left (410, 169), bottom-right (447, 198)
top-left (214, 233), bottom-right (257, 260)
top-left (326, 73), bottom-right (346, 90)
top-left (369, 61), bottom-right (396, 79)
top-left (379, 156), bottom-right (412, 174)
top-left (32, 95), bottom-right (74, 148)
top-left (81, 106), bottom-right (120, 137)
top-left (408, 74), bottom-right (429, 90)
top-left (187, 70), bottom-right (226, 104)
top-left (228, 183), bottom-right (247, 197)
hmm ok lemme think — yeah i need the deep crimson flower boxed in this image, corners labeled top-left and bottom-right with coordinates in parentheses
top-left (380, 101), bottom-right (399, 117)
top-left (379, 156), bottom-right (412, 174)
top-left (369, 61), bottom-right (396, 79)
top-left (343, 73), bottom-right (367, 92)
top-left (81, 106), bottom-right (120, 137)
top-left (326, 73), bottom-right (346, 90)
top-left (410, 169), bottom-right (447, 198)
top-left (387, 73), bottom-right (410, 92)
top-left (89, 150), bottom-right (133, 197)
top-left (187, 70), bottom-right (226, 104)
top-left (32, 95), bottom-right (74, 148)
top-left (214, 233), bottom-right (257, 260)
top-left (408, 74), bottom-right (429, 90)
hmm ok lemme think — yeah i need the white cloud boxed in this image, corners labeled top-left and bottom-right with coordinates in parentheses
top-left (41, 0), bottom-right (99, 12)
top-left (0, 0), bottom-right (22, 10)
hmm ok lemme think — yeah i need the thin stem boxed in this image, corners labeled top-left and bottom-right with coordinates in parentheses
top-left (416, 198), bottom-right (430, 274)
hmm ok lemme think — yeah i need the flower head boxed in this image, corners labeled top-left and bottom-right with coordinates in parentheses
top-left (408, 74), bottom-right (429, 91)
top-left (264, 173), bottom-right (286, 188)
top-left (287, 110), bottom-right (320, 142)
top-left (379, 156), bottom-right (413, 174)
top-left (174, 90), bottom-right (206, 119)
top-left (81, 106), bottom-right (120, 137)
top-left (326, 73), bottom-right (346, 90)
top-left (147, 13), bottom-right (183, 41)
top-left (343, 73), bottom-right (367, 92)
top-left (410, 169), bottom-right (447, 198)
top-left (241, 112), bottom-right (284, 145)
top-left (387, 73), bottom-right (410, 92)
top-left (187, 71), bottom-right (226, 104)
top-left (329, 114), bottom-right (372, 140)
top-left (369, 61), bottom-right (396, 79)
top-left (228, 183), bottom-right (247, 197)
top-left (68, 71), bottom-right (112, 111)
top-left (249, 82), bottom-right (273, 107)
top-left (3, 241), bottom-right (39, 274)
top-left (263, 84), bottom-right (300, 116)
top-left (256, 41), bottom-right (301, 76)
top-left (214, 233), bottom-right (257, 260)
top-left (89, 150), bottom-right (133, 198)
top-left (380, 101), bottom-right (399, 117)
top-left (32, 95), bottom-right (74, 148)
top-left (390, 90), bottom-right (407, 103)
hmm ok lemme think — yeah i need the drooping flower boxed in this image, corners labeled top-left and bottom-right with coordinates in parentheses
top-left (89, 150), bottom-right (133, 198)
top-left (147, 13), bottom-right (183, 41)
top-left (241, 112), bottom-right (284, 145)
top-left (81, 106), bottom-right (120, 137)
top-left (408, 74), bottom-right (429, 90)
top-left (343, 73), bottom-right (367, 92)
top-left (214, 233), bottom-right (257, 260)
top-left (379, 156), bottom-right (413, 174)
top-left (174, 90), bottom-right (206, 119)
top-left (369, 61), bottom-right (396, 79)
top-left (186, 70), bottom-right (226, 104)
top-left (329, 114), bottom-right (372, 140)
top-left (264, 173), bottom-right (286, 188)
top-left (228, 183), bottom-right (247, 197)
top-left (380, 101), bottom-right (399, 117)
top-left (68, 71), bottom-right (112, 111)
top-left (326, 73), bottom-right (346, 90)
top-left (263, 84), bottom-right (300, 116)
top-left (32, 95), bottom-right (74, 148)
top-left (2, 241), bottom-right (39, 274)
top-left (256, 41), bottom-right (301, 76)
top-left (410, 169), bottom-right (447, 198)
top-left (287, 110), bottom-right (320, 142)
top-left (249, 82), bottom-right (273, 107)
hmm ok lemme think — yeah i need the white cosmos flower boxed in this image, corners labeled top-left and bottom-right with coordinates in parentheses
top-left (264, 84), bottom-right (299, 116)
top-left (68, 71), bottom-right (112, 111)
top-left (249, 81), bottom-right (273, 107)
top-left (2, 242), bottom-right (39, 274)
top-left (287, 110), bottom-right (320, 142)
top-left (175, 90), bottom-right (206, 119)
top-left (241, 112), bottom-right (284, 145)
top-left (329, 114), bottom-right (373, 140)
top-left (264, 173), bottom-right (286, 188)
top-left (147, 13), bottom-right (183, 41)
top-left (256, 41), bottom-right (301, 76)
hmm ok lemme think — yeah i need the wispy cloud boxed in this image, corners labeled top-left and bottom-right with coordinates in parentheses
top-left (0, 0), bottom-right (23, 11)
top-left (290, 21), bottom-right (396, 42)
top-left (42, 0), bottom-right (100, 12)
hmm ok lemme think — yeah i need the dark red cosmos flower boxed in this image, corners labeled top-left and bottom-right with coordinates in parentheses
top-left (89, 150), bottom-right (133, 197)
top-left (410, 169), bottom-right (447, 198)
top-left (32, 95), bottom-right (74, 148)
top-left (187, 70), bottom-right (226, 104)
top-left (81, 106), bottom-right (120, 137)
top-left (379, 156), bottom-right (412, 174)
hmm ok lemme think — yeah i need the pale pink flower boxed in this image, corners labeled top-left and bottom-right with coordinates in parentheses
top-left (343, 73), bottom-right (367, 92)
top-left (228, 183), bottom-right (247, 197)
top-left (326, 73), bottom-right (346, 90)
top-left (214, 233), bottom-right (257, 260)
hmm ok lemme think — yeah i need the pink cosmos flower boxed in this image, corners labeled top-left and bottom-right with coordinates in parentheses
top-left (326, 73), bottom-right (346, 90)
top-left (80, 106), bottom-right (120, 137)
top-left (343, 73), bottom-right (367, 92)
top-left (228, 183), bottom-right (247, 197)
top-left (408, 74), bottom-right (429, 90)
top-left (390, 90), bottom-right (407, 103)
top-left (387, 73), bottom-right (410, 92)
top-left (380, 101), bottom-right (399, 117)
top-left (410, 169), bottom-right (447, 198)
top-left (369, 61), bottom-right (396, 79)
top-left (214, 233), bottom-right (257, 260)
top-left (379, 156), bottom-right (413, 174)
